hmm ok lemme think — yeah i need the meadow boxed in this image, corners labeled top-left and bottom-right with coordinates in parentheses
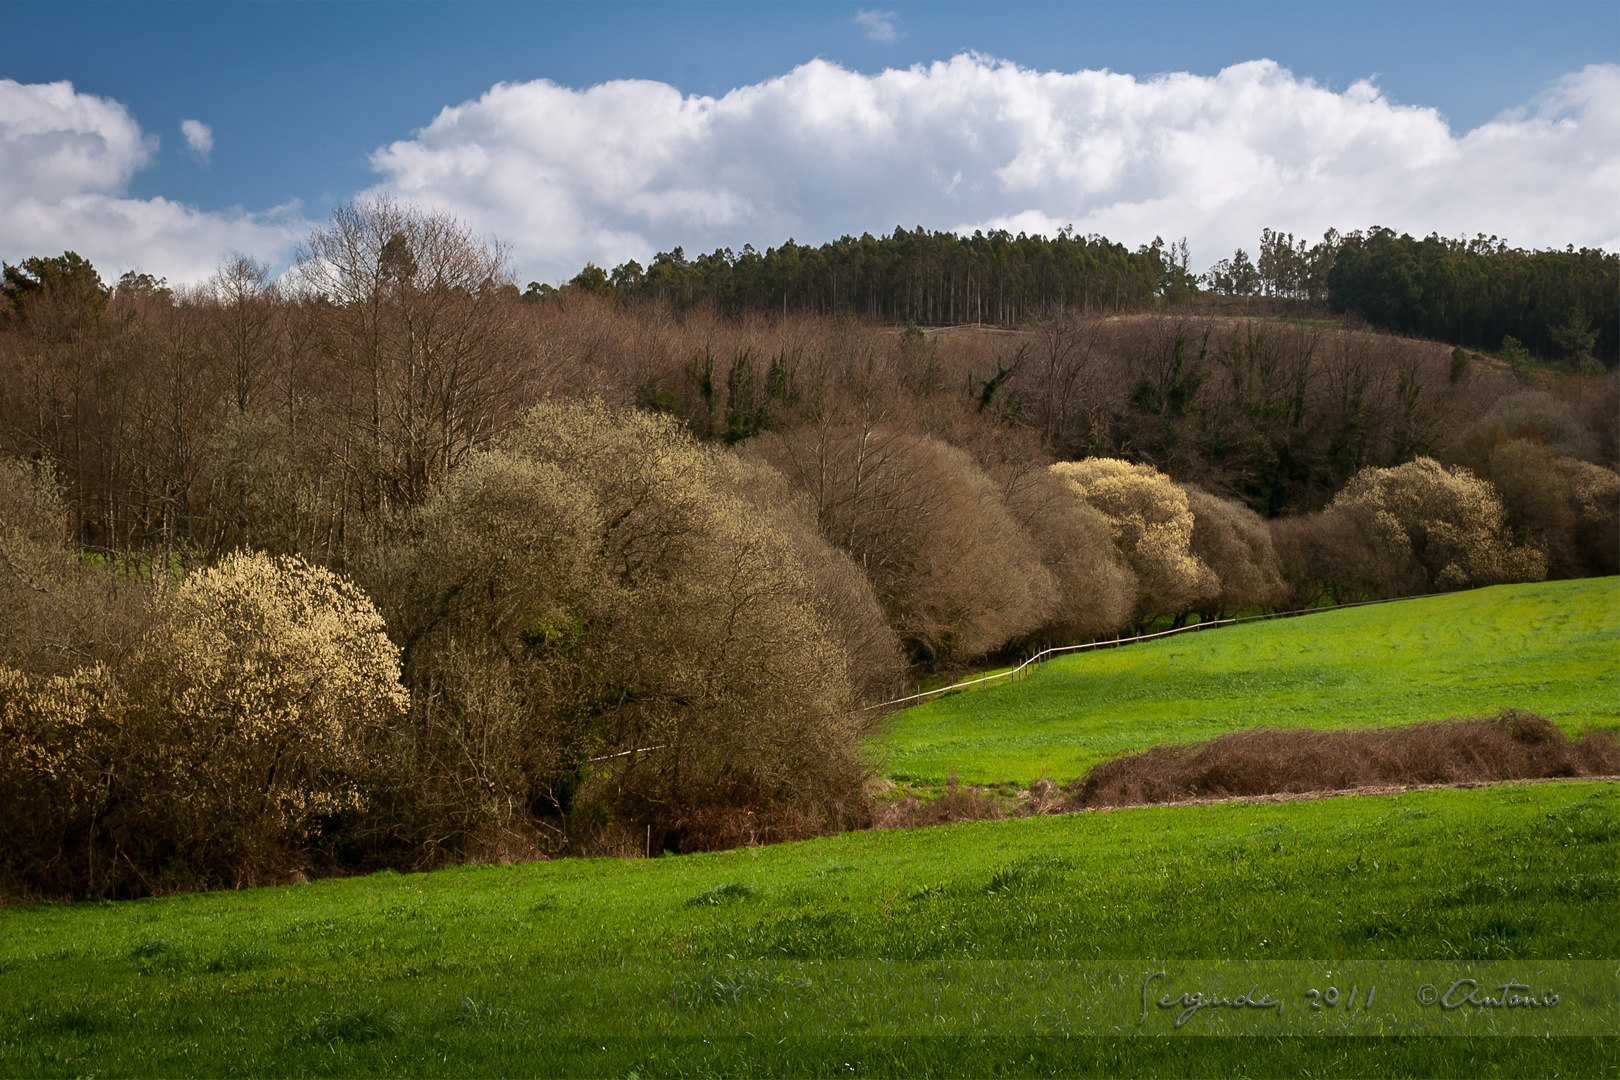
top-left (880, 578), bottom-right (1620, 787)
top-left (1, 781), bottom-right (1615, 1077)
top-left (2, 578), bottom-right (1615, 1077)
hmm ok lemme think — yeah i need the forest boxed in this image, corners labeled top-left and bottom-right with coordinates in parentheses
top-left (563, 223), bottom-right (1618, 368)
top-left (1, 199), bottom-right (1615, 899)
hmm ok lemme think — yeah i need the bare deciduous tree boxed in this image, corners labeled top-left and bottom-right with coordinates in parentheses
top-left (753, 420), bottom-right (1055, 663)
top-left (1030, 311), bottom-right (1105, 456)
top-left (294, 199), bottom-right (525, 528)
top-left (1004, 466), bottom-right (1136, 641)
top-left (1181, 485), bottom-right (1287, 619)
top-left (205, 254), bottom-right (280, 416)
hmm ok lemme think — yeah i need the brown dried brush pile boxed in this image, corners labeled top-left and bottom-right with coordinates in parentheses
top-left (1069, 710), bottom-right (1619, 809)
top-left (663, 802), bottom-right (848, 854)
top-left (873, 780), bottom-right (1005, 829)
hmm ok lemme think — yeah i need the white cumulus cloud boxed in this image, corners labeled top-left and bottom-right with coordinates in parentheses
top-left (366, 56), bottom-right (1620, 284)
top-left (0, 80), bottom-right (302, 282)
top-left (181, 118), bottom-right (213, 162)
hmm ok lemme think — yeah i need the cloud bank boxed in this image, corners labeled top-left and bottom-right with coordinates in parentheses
top-left (368, 56), bottom-right (1620, 284)
top-left (0, 80), bottom-right (300, 283)
top-left (2, 59), bottom-right (1614, 287)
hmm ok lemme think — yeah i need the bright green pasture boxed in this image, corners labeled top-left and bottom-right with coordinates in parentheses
top-left (2, 782), bottom-right (1616, 1077)
top-left (880, 578), bottom-right (1620, 786)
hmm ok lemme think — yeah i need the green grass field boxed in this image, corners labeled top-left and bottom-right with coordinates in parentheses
top-left (1, 781), bottom-right (1615, 1077)
top-left (3, 578), bottom-right (1616, 1077)
top-left (878, 578), bottom-right (1620, 786)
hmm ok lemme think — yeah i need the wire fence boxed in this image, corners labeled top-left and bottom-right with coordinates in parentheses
top-left (583, 590), bottom-right (1459, 763)
top-left (856, 591), bottom-right (1442, 715)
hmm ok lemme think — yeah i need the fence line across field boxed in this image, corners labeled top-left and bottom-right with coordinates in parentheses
top-left (585, 591), bottom-right (1451, 764)
top-left (857, 591), bottom-right (1437, 714)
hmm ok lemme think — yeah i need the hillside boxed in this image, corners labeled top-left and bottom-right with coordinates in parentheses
top-left (878, 578), bottom-right (1620, 787)
top-left (4, 225), bottom-right (1615, 897)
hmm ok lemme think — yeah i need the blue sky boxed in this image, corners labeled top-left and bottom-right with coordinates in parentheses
top-left (2, 1), bottom-right (1615, 284)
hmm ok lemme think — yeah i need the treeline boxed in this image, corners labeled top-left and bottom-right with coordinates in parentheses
top-left (1, 200), bottom-right (1615, 898)
top-left (558, 224), bottom-right (1619, 369)
top-left (548, 227), bottom-right (1192, 324)
top-left (1325, 229), bottom-right (1618, 369)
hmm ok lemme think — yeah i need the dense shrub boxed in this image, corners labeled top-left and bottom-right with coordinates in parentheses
top-left (1320, 457), bottom-right (1546, 596)
top-left (369, 401), bottom-right (878, 857)
top-left (0, 664), bottom-right (130, 895)
top-left (708, 453), bottom-right (905, 703)
top-left (0, 552), bottom-right (405, 897)
top-left (1452, 390), bottom-right (1603, 468)
top-left (510, 401), bottom-right (873, 836)
top-left (1049, 459), bottom-right (1217, 626)
top-left (1180, 485), bottom-right (1286, 619)
top-left (1560, 457), bottom-right (1620, 577)
top-left (1002, 466), bottom-right (1135, 642)
top-left (1264, 513), bottom-right (1331, 610)
top-left (752, 423), bottom-right (1056, 663)
top-left (146, 554), bottom-right (408, 851)
top-left (1459, 437), bottom-right (1620, 581)
top-left (1270, 451), bottom-right (1569, 605)
top-left (359, 448), bottom-right (603, 849)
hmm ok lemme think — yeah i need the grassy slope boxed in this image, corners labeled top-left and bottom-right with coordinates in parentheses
top-left (2, 578), bottom-right (1615, 1077)
top-left (1, 782), bottom-right (1615, 1077)
top-left (879, 578), bottom-right (1620, 787)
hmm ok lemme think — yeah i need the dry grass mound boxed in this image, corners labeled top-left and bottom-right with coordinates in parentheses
top-left (1069, 710), bottom-right (1619, 809)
